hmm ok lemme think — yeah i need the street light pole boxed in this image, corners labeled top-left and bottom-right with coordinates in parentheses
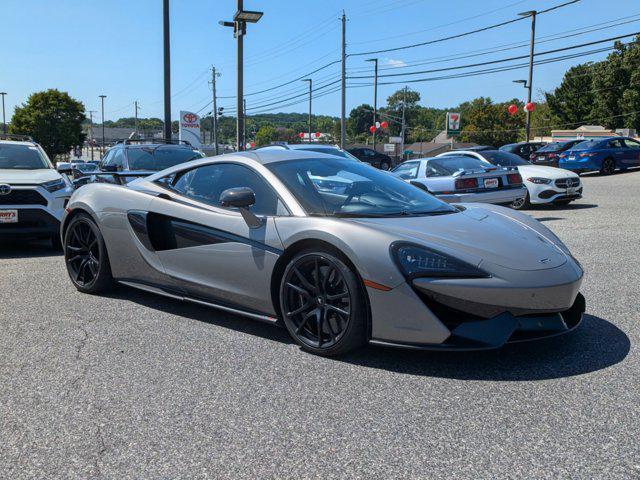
top-left (302, 79), bottom-right (312, 143)
top-left (163, 0), bottom-right (172, 141)
top-left (520, 10), bottom-right (537, 142)
top-left (366, 58), bottom-right (378, 151)
top-left (88, 110), bottom-right (96, 161)
top-left (220, 2), bottom-right (263, 152)
top-left (99, 95), bottom-right (106, 156)
top-left (0, 92), bottom-right (6, 134)
top-left (340, 11), bottom-right (347, 149)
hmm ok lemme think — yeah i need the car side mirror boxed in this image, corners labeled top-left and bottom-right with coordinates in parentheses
top-left (219, 187), bottom-right (262, 228)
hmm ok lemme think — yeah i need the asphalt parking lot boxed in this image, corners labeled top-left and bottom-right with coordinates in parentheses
top-left (1, 171), bottom-right (638, 479)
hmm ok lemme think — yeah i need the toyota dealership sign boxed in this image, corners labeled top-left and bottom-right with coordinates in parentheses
top-left (179, 110), bottom-right (202, 148)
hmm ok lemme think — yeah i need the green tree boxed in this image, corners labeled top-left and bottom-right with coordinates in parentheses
top-left (255, 125), bottom-right (277, 146)
top-left (546, 63), bottom-right (596, 128)
top-left (459, 97), bottom-right (524, 147)
top-left (347, 104), bottom-right (373, 139)
top-left (10, 89), bottom-right (85, 160)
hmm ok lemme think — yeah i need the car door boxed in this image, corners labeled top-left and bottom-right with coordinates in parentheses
top-left (606, 138), bottom-right (626, 166)
top-left (622, 138), bottom-right (640, 167)
top-left (146, 162), bottom-right (287, 315)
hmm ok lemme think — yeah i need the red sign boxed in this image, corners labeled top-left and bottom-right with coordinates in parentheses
top-left (183, 113), bottom-right (198, 123)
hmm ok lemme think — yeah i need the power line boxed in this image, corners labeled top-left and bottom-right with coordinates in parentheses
top-left (348, 0), bottom-right (581, 57)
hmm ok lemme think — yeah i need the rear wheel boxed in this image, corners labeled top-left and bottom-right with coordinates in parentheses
top-left (510, 191), bottom-right (530, 210)
top-left (64, 214), bottom-right (113, 293)
top-left (379, 161), bottom-right (391, 171)
top-left (600, 157), bottom-right (615, 175)
top-left (279, 250), bottom-right (367, 356)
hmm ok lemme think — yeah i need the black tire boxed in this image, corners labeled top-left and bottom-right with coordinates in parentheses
top-left (510, 191), bottom-right (530, 210)
top-left (379, 161), bottom-right (391, 171)
top-left (600, 157), bottom-right (615, 175)
top-left (279, 249), bottom-right (367, 356)
top-left (64, 213), bottom-right (113, 294)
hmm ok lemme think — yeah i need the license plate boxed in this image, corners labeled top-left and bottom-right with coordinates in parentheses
top-left (0, 210), bottom-right (18, 223)
top-left (567, 187), bottom-right (576, 195)
top-left (484, 178), bottom-right (499, 188)
top-left (569, 155), bottom-right (576, 160)
top-left (537, 156), bottom-right (545, 161)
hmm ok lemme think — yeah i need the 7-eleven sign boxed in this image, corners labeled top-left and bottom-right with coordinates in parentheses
top-left (447, 112), bottom-right (461, 136)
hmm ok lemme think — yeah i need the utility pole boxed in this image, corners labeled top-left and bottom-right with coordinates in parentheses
top-left (163, 0), bottom-right (172, 141)
top-left (366, 58), bottom-right (378, 151)
top-left (88, 110), bottom-right (96, 161)
top-left (340, 11), bottom-right (347, 150)
top-left (99, 95), bottom-right (107, 156)
top-left (219, 3), bottom-right (263, 151)
top-left (243, 98), bottom-right (247, 148)
top-left (134, 101), bottom-right (139, 136)
top-left (302, 79), bottom-right (312, 143)
top-left (0, 92), bottom-right (6, 134)
top-left (400, 86), bottom-right (407, 163)
top-left (520, 10), bottom-right (537, 142)
top-left (210, 66), bottom-right (220, 155)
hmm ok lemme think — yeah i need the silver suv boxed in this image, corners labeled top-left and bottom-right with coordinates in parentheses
top-left (0, 135), bottom-right (73, 248)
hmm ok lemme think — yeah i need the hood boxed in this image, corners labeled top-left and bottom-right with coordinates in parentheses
top-left (0, 168), bottom-right (61, 185)
top-left (352, 207), bottom-right (567, 271)
top-left (517, 164), bottom-right (578, 179)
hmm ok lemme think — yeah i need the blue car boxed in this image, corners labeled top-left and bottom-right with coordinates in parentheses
top-left (558, 137), bottom-right (640, 175)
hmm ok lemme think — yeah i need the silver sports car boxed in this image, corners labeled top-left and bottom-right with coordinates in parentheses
top-left (60, 150), bottom-right (585, 356)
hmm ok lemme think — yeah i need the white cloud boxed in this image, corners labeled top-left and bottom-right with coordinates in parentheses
top-left (385, 58), bottom-right (407, 68)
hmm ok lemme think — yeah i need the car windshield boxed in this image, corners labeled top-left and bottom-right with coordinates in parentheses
top-left (299, 147), bottom-right (360, 162)
top-left (572, 140), bottom-right (601, 150)
top-left (429, 156), bottom-right (492, 174)
top-left (127, 146), bottom-right (203, 171)
top-left (0, 144), bottom-right (49, 170)
top-left (267, 157), bottom-right (456, 217)
top-left (480, 150), bottom-right (529, 166)
top-left (73, 163), bottom-right (99, 172)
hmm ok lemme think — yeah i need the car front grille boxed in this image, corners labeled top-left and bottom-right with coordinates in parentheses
top-left (0, 189), bottom-right (47, 206)
top-left (555, 178), bottom-right (580, 188)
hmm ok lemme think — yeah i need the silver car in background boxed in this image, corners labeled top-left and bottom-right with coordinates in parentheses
top-left (392, 155), bottom-right (527, 206)
top-left (61, 150), bottom-right (584, 356)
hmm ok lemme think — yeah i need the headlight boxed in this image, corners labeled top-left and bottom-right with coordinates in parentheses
top-left (391, 243), bottom-right (489, 279)
top-left (526, 177), bottom-right (552, 184)
top-left (42, 178), bottom-right (67, 192)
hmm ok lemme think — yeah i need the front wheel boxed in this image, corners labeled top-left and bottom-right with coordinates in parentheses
top-left (510, 191), bottom-right (530, 210)
top-left (279, 250), bottom-right (367, 356)
top-left (600, 157), bottom-right (615, 175)
top-left (379, 161), bottom-right (391, 171)
top-left (64, 213), bottom-right (113, 293)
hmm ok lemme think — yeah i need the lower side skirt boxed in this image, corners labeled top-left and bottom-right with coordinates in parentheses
top-left (117, 280), bottom-right (279, 325)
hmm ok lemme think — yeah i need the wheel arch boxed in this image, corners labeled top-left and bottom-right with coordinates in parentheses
top-left (270, 238), bottom-right (372, 338)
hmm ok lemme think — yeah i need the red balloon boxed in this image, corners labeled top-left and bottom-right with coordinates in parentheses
top-left (298, 132), bottom-right (304, 139)
top-left (315, 132), bottom-right (321, 138)
top-left (369, 125), bottom-right (377, 134)
top-left (508, 104), bottom-right (518, 115)
top-left (380, 121), bottom-right (388, 129)
top-left (525, 102), bottom-right (535, 112)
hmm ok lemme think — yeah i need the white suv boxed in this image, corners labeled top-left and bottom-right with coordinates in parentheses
top-left (0, 135), bottom-right (74, 248)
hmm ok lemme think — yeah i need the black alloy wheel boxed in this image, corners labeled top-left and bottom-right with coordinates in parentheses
top-left (280, 251), bottom-right (367, 356)
top-left (64, 214), bottom-right (113, 293)
top-left (600, 157), bottom-right (615, 175)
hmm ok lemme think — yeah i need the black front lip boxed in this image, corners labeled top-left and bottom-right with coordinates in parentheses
top-left (370, 293), bottom-right (585, 351)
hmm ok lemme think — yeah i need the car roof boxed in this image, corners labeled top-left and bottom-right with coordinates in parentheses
top-left (257, 143), bottom-right (341, 151)
top-left (0, 140), bottom-right (36, 146)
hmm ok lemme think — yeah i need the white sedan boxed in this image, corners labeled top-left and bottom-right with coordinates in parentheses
top-left (391, 155), bottom-right (527, 205)
top-left (437, 150), bottom-right (582, 209)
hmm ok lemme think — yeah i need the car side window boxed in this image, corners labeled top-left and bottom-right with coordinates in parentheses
top-left (623, 139), bottom-right (640, 149)
top-left (171, 163), bottom-right (282, 216)
top-left (425, 161), bottom-right (449, 177)
top-left (364, 149), bottom-right (375, 157)
top-left (111, 149), bottom-right (125, 170)
top-left (608, 139), bottom-right (624, 149)
top-left (393, 161), bottom-right (419, 179)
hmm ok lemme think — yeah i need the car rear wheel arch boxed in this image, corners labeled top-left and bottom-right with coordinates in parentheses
top-left (270, 238), bottom-right (372, 338)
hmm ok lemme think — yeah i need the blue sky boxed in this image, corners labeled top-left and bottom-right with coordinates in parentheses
top-left (1, 0), bottom-right (639, 122)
